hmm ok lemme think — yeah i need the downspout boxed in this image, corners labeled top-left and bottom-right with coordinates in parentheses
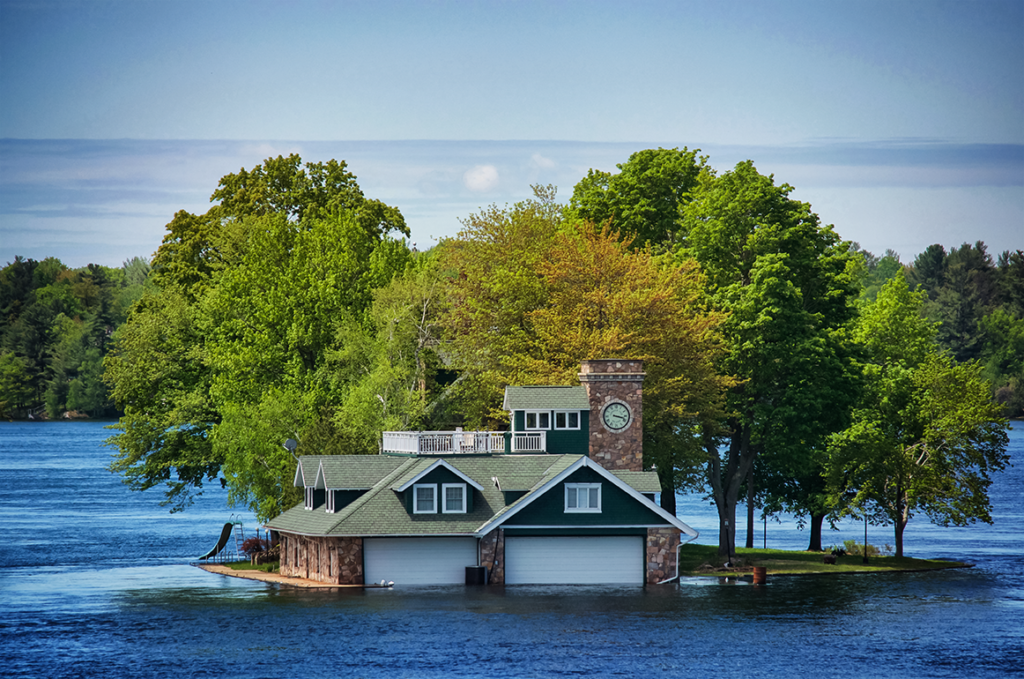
top-left (657, 532), bottom-right (698, 585)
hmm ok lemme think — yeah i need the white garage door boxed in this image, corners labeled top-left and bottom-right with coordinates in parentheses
top-left (504, 536), bottom-right (644, 585)
top-left (363, 537), bottom-right (477, 585)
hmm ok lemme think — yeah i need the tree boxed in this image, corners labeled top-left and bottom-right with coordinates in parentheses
top-left (440, 186), bottom-right (565, 427)
top-left (517, 223), bottom-right (733, 512)
top-left (566, 147), bottom-right (708, 246)
top-left (828, 277), bottom-right (1010, 557)
top-left (676, 160), bottom-right (860, 556)
top-left (106, 155), bottom-right (410, 517)
top-left (211, 154), bottom-right (408, 237)
top-left (105, 289), bottom-right (220, 511)
top-left (442, 186), bottom-right (733, 513)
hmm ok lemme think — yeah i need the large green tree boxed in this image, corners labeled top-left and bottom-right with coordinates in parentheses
top-left (827, 277), bottom-right (1009, 557)
top-left (676, 160), bottom-right (861, 556)
top-left (566, 147), bottom-right (708, 246)
top-left (106, 156), bottom-right (410, 518)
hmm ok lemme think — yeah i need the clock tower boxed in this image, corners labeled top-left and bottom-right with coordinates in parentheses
top-left (578, 359), bottom-right (645, 472)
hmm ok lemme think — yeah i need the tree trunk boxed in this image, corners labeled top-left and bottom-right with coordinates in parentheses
top-left (706, 421), bottom-right (755, 559)
top-left (894, 486), bottom-right (906, 558)
top-left (745, 466), bottom-right (755, 549)
top-left (806, 512), bottom-right (825, 552)
top-left (659, 466), bottom-right (676, 515)
top-left (894, 519), bottom-right (905, 558)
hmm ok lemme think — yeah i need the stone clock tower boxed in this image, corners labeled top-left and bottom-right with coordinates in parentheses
top-left (578, 359), bottom-right (645, 472)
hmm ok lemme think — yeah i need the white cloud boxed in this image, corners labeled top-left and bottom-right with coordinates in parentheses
top-left (531, 153), bottom-right (556, 169)
top-left (463, 165), bottom-right (500, 193)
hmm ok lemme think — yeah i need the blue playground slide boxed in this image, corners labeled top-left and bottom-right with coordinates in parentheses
top-left (198, 522), bottom-right (234, 561)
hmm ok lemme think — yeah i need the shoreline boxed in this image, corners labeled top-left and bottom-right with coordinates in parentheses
top-left (194, 563), bottom-right (387, 588)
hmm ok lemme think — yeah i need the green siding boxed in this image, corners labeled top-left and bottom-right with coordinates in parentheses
top-left (402, 466), bottom-right (476, 513)
top-left (503, 466), bottom-right (666, 527)
top-left (331, 490), bottom-right (366, 512)
top-left (511, 410), bottom-right (589, 455)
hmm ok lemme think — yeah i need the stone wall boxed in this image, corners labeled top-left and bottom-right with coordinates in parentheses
top-left (646, 527), bottom-right (681, 584)
top-left (479, 528), bottom-right (505, 585)
top-left (279, 533), bottom-right (364, 585)
top-left (579, 359), bottom-right (645, 472)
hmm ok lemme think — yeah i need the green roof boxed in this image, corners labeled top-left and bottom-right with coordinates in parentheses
top-left (503, 385), bottom-right (590, 411)
top-left (268, 454), bottom-right (583, 537)
top-left (316, 456), bottom-right (407, 489)
top-left (610, 471), bottom-right (662, 494)
top-left (268, 453), bottom-right (673, 538)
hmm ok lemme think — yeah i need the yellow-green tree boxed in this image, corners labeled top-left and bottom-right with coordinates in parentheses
top-left (442, 187), bottom-right (733, 511)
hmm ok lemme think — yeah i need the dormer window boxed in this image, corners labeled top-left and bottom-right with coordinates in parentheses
top-left (565, 483), bottom-right (601, 513)
top-left (554, 411), bottom-right (580, 430)
top-left (305, 487), bottom-right (315, 510)
top-left (414, 484), bottom-right (437, 514)
top-left (442, 484), bottom-right (467, 513)
top-left (525, 411), bottom-right (550, 429)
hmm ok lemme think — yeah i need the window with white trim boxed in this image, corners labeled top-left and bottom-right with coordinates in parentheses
top-left (413, 484), bottom-right (437, 514)
top-left (525, 411), bottom-right (551, 430)
top-left (442, 483), bottom-right (467, 513)
top-left (554, 411), bottom-right (580, 429)
top-left (305, 487), bottom-right (314, 510)
top-left (564, 483), bottom-right (601, 513)
top-left (326, 490), bottom-right (335, 513)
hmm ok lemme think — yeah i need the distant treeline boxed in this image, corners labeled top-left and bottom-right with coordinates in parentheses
top-left (1, 256), bottom-right (152, 418)
top-left (854, 242), bottom-right (1024, 416)
top-left (2, 232), bottom-right (1022, 423)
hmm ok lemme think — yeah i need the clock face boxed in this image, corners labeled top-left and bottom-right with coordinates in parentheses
top-left (602, 402), bottom-right (631, 431)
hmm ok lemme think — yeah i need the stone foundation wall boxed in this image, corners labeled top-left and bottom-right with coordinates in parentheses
top-left (279, 533), bottom-right (363, 585)
top-left (479, 528), bottom-right (505, 585)
top-left (646, 528), bottom-right (681, 584)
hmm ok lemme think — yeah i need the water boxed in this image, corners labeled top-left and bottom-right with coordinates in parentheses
top-left (1, 421), bottom-right (1021, 678)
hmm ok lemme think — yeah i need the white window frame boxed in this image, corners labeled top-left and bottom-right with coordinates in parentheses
top-left (564, 483), bottom-right (601, 513)
top-left (326, 490), bottom-right (335, 514)
top-left (413, 483), bottom-right (437, 514)
top-left (525, 410), bottom-right (551, 430)
top-left (305, 487), bottom-right (314, 510)
top-left (442, 483), bottom-right (467, 514)
top-left (554, 410), bottom-right (580, 430)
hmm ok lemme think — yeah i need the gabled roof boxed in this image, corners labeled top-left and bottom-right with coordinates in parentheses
top-left (314, 456), bottom-right (407, 490)
top-left (267, 453), bottom-right (693, 539)
top-left (502, 385), bottom-right (590, 411)
top-left (393, 458), bottom-right (485, 492)
top-left (474, 456), bottom-right (697, 538)
top-left (293, 456), bottom-right (331, 488)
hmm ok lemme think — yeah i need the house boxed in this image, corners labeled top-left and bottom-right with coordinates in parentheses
top-left (266, 360), bottom-right (698, 585)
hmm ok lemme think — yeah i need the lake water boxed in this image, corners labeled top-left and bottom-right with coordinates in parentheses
top-left (1, 421), bottom-right (1021, 678)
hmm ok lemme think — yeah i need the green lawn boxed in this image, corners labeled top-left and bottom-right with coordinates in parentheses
top-left (224, 560), bottom-right (280, 573)
top-left (678, 544), bottom-right (968, 576)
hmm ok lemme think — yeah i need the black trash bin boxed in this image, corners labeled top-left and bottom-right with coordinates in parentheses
top-left (465, 566), bottom-right (488, 585)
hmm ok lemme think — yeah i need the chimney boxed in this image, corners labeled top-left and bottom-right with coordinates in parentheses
top-left (578, 359), bottom-right (645, 471)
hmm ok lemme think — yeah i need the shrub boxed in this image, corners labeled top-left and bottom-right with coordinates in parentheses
top-left (241, 537), bottom-right (270, 556)
top-left (843, 540), bottom-right (881, 557)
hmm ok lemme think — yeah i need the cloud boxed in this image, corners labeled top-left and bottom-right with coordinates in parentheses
top-left (463, 165), bottom-right (500, 193)
top-left (531, 153), bottom-right (556, 169)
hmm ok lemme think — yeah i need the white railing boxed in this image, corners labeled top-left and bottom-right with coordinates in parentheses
top-left (510, 431), bottom-right (546, 452)
top-left (381, 430), bottom-right (547, 455)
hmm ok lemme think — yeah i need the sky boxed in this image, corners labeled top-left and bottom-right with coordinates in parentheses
top-left (1, 0), bottom-right (1022, 268)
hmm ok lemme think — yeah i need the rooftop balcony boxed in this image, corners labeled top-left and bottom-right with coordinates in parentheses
top-left (381, 430), bottom-right (547, 456)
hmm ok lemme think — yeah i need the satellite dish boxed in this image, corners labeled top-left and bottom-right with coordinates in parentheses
top-left (283, 438), bottom-right (299, 452)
